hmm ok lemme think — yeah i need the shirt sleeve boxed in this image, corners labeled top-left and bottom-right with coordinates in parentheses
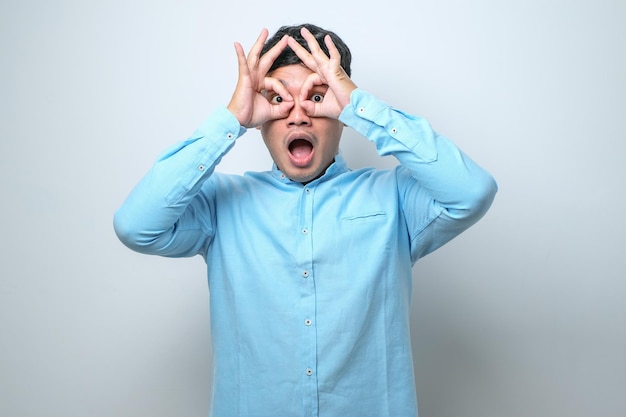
top-left (113, 106), bottom-right (246, 258)
top-left (339, 89), bottom-right (498, 262)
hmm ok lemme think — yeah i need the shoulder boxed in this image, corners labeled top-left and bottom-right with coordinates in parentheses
top-left (333, 165), bottom-right (408, 188)
top-left (199, 170), bottom-right (280, 201)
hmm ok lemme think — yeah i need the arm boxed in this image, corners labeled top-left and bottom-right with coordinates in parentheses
top-left (114, 29), bottom-right (295, 257)
top-left (340, 90), bottom-right (498, 261)
top-left (113, 108), bottom-right (244, 257)
top-left (288, 27), bottom-right (497, 261)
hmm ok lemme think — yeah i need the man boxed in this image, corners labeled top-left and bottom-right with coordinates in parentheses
top-left (114, 23), bottom-right (497, 417)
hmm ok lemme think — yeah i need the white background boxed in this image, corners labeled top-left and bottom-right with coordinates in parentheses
top-left (1, 0), bottom-right (624, 416)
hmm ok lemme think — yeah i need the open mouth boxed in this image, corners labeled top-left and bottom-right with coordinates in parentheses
top-left (288, 138), bottom-right (314, 167)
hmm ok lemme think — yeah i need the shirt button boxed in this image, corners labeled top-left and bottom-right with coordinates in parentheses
top-left (306, 368), bottom-right (313, 376)
top-left (305, 319), bottom-right (312, 326)
top-left (198, 164), bottom-right (205, 171)
top-left (390, 127), bottom-right (398, 134)
top-left (302, 270), bottom-right (309, 278)
top-left (358, 107), bottom-right (365, 113)
top-left (226, 133), bottom-right (234, 140)
top-left (301, 228), bottom-right (308, 235)
top-left (305, 188), bottom-right (311, 194)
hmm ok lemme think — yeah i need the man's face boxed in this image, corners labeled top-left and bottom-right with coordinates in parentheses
top-left (260, 64), bottom-right (344, 184)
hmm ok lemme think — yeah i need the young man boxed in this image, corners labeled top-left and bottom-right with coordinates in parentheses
top-left (114, 23), bottom-right (497, 417)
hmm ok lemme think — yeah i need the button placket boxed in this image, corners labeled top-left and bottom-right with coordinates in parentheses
top-left (298, 183), bottom-right (317, 416)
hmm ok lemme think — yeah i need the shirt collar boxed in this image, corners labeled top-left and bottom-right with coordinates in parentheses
top-left (271, 151), bottom-right (350, 185)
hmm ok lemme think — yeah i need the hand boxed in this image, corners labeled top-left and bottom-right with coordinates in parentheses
top-left (227, 29), bottom-right (295, 128)
top-left (286, 27), bottom-right (357, 119)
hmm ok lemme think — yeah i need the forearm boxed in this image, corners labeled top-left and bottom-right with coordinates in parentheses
top-left (339, 89), bottom-right (497, 222)
top-left (113, 106), bottom-right (246, 256)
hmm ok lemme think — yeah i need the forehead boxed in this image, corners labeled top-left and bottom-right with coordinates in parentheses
top-left (268, 64), bottom-right (314, 88)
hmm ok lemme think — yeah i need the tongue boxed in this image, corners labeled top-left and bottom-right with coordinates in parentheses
top-left (290, 139), bottom-right (313, 159)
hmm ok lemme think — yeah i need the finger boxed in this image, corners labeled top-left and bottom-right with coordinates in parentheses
top-left (246, 28), bottom-right (269, 68)
top-left (286, 36), bottom-right (319, 71)
top-left (298, 72), bottom-right (327, 117)
top-left (299, 93), bottom-right (328, 118)
top-left (302, 93), bottom-right (341, 119)
top-left (300, 27), bottom-right (324, 57)
top-left (263, 76), bottom-right (293, 102)
top-left (232, 41), bottom-right (254, 90)
top-left (300, 27), bottom-right (336, 70)
top-left (323, 34), bottom-right (350, 82)
top-left (269, 101), bottom-right (295, 120)
top-left (299, 100), bottom-right (317, 117)
top-left (233, 42), bottom-right (249, 74)
top-left (324, 34), bottom-right (342, 63)
top-left (257, 34), bottom-right (289, 75)
top-left (298, 72), bottom-right (322, 102)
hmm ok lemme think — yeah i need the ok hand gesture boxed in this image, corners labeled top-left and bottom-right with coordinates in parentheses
top-left (286, 27), bottom-right (357, 119)
top-left (227, 29), bottom-right (295, 128)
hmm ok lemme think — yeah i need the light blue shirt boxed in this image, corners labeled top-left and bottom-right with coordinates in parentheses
top-left (114, 89), bottom-right (497, 417)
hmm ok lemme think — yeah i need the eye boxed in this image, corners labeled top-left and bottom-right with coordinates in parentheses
top-left (270, 95), bottom-right (284, 104)
top-left (310, 93), bottom-right (324, 103)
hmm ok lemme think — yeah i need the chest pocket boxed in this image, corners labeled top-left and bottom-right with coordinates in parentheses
top-left (342, 211), bottom-right (387, 223)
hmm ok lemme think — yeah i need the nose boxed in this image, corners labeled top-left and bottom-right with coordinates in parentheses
top-left (287, 99), bottom-right (311, 127)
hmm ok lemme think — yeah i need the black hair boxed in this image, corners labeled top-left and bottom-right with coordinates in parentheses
top-left (260, 23), bottom-right (352, 77)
